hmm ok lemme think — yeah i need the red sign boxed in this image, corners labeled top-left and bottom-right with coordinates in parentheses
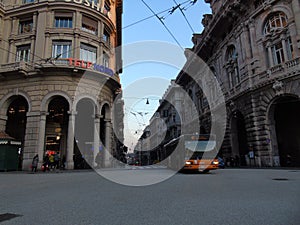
top-left (68, 58), bottom-right (93, 69)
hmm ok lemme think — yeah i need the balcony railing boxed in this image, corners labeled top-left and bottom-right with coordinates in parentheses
top-left (0, 61), bottom-right (33, 74)
top-left (285, 57), bottom-right (300, 68)
top-left (226, 56), bottom-right (300, 100)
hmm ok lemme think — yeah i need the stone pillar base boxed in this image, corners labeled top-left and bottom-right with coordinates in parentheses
top-left (22, 159), bottom-right (32, 171)
top-left (66, 161), bottom-right (74, 170)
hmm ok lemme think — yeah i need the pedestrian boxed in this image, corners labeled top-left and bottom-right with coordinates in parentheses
top-left (49, 154), bottom-right (55, 171)
top-left (42, 154), bottom-right (49, 172)
top-left (54, 152), bottom-right (60, 169)
top-left (31, 154), bottom-right (39, 172)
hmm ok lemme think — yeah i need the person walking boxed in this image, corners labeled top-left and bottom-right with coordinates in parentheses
top-left (31, 154), bottom-right (39, 172)
top-left (54, 152), bottom-right (60, 170)
top-left (49, 154), bottom-right (55, 171)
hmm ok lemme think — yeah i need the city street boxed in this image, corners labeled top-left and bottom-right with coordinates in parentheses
top-left (0, 168), bottom-right (299, 225)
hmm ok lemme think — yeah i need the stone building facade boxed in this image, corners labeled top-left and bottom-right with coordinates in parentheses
top-left (136, 80), bottom-right (184, 164)
top-left (176, 0), bottom-right (300, 167)
top-left (0, 0), bottom-right (123, 170)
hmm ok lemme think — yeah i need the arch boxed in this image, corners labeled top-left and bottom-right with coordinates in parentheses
top-left (267, 94), bottom-right (300, 167)
top-left (0, 91), bottom-right (32, 113)
top-left (257, 5), bottom-right (293, 36)
top-left (73, 97), bottom-right (97, 169)
top-left (263, 12), bottom-right (288, 35)
top-left (225, 45), bottom-right (238, 61)
top-left (222, 42), bottom-right (236, 62)
top-left (73, 94), bottom-right (100, 114)
top-left (40, 91), bottom-right (72, 112)
top-left (229, 110), bottom-right (248, 166)
top-left (100, 101), bottom-right (112, 120)
top-left (4, 95), bottom-right (30, 170)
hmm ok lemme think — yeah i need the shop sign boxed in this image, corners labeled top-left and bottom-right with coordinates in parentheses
top-left (67, 58), bottom-right (114, 76)
top-left (64, 0), bottom-right (105, 14)
top-left (0, 140), bottom-right (21, 145)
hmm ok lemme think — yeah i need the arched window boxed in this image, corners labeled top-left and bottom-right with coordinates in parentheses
top-left (263, 12), bottom-right (294, 67)
top-left (225, 45), bottom-right (240, 89)
top-left (263, 12), bottom-right (288, 35)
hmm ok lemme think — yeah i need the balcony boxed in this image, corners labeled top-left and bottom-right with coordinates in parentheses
top-left (0, 61), bottom-right (33, 76)
top-left (225, 57), bottom-right (300, 100)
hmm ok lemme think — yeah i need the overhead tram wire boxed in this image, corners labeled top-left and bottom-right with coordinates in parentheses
top-left (140, 0), bottom-right (184, 50)
top-left (172, 0), bottom-right (195, 33)
top-left (123, 0), bottom-right (192, 30)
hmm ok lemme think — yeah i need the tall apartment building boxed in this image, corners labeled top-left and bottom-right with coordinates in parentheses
top-left (176, 0), bottom-right (300, 167)
top-left (0, 0), bottom-right (123, 170)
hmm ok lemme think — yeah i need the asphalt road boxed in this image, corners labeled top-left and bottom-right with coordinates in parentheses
top-left (0, 168), bottom-right (299, 225)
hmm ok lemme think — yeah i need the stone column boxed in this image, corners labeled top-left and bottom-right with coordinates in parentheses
top-left (22, 111), bottom-right (41, 170)
top-left (66, 111), bottom-right (76, 169)
top-left (74, 33), bottom-right (80, 59)
top-left (8, 39), bottom-right (15, 63)
top-left (288, 23), bottom-right (300, 57)
top-left (37, 111), bottom-right (47, 168)
top-left (32, 12), bottom-right (37, 33)
top-left (242, 23), bottom-right (252, 60)
top-left (281, 37), bottom-right (289, 61)
top-left (248, 20), bottom-right (257, 59)
top-left (104, 119), bottom-right (112, 167)
top-left (291, 0), bottom-right (300, 38)
top-left (93, 114), bottom-right (101, 167)
top-left (0, 114), bottom-right (7, 132)
top-left (267, 43), bottom-right (274, 68)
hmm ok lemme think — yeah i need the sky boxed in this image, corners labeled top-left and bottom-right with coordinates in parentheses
top-left (120, 0), bottom-right (211, 150)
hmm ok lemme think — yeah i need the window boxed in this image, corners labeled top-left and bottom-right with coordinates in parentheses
top-left (272, 42), bottom-right (285, 65)
top-left (23, 0), bottom-right (34, 4)
top-left (163, 110), bottom-right (168, 117)
top-left (80, 43), bottom-right (97, 63)
top-left (16, 45), bottom-right (31, 62)
top-left (270, 38), bottom-right (294, 65)
top-left (19, 19), bottom-right (33, 34)
top-left (264, 12), bottom-right (288, 35)
top-left (226, 45), bottom-right (240, 88)
top-left (103, 28), bottom-right (110, 43)
top-left (103, 0), bottom-right (111, 15)
top-left (55, 17), bottom-right (72, 28)
top-left (52, 41), bottom-right (72, 59)
top-left (263, 12), bottom-right (294, 67)
top-left (103, 52), bottom-right (109, 67)
top-left (82, 16), bottom-right (97, 35)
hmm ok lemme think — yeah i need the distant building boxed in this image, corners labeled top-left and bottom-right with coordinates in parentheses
top-left (137, 80), bottom-right (183, 164)
top-left (176, 0), bottom-right (300, 167)
top-left (0, 0), bottom-right (124, 169)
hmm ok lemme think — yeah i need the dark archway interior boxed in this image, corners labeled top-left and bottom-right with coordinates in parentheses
top-left (6, 96), bottom-right (29, 170)
top-left (45, 97), bottom-right (69, 156)
top-left (231, 111), bottom-right (248, 166)
top-left (6, 96), bottom-right (28, 141)
top-left (274, 96), bottom-right (300, 167)
top-left (74, 99), bottom-right (95, 169)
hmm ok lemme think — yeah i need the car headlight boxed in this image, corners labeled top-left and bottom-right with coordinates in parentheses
top-left (185, 161), bottom-right (192, 165)
top-left (212, 161), bottom-right (219, 165)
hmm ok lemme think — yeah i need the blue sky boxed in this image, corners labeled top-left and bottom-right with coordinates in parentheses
top-left (120, 0), bottom-right (211, 149)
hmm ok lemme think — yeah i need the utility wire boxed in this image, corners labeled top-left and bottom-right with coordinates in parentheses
top-left (123, 0), bottom-right (191, 30)
top-left (140, 0), bottom-right (184, 50)
top-left (173, 0), bottom-right (195, 33)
